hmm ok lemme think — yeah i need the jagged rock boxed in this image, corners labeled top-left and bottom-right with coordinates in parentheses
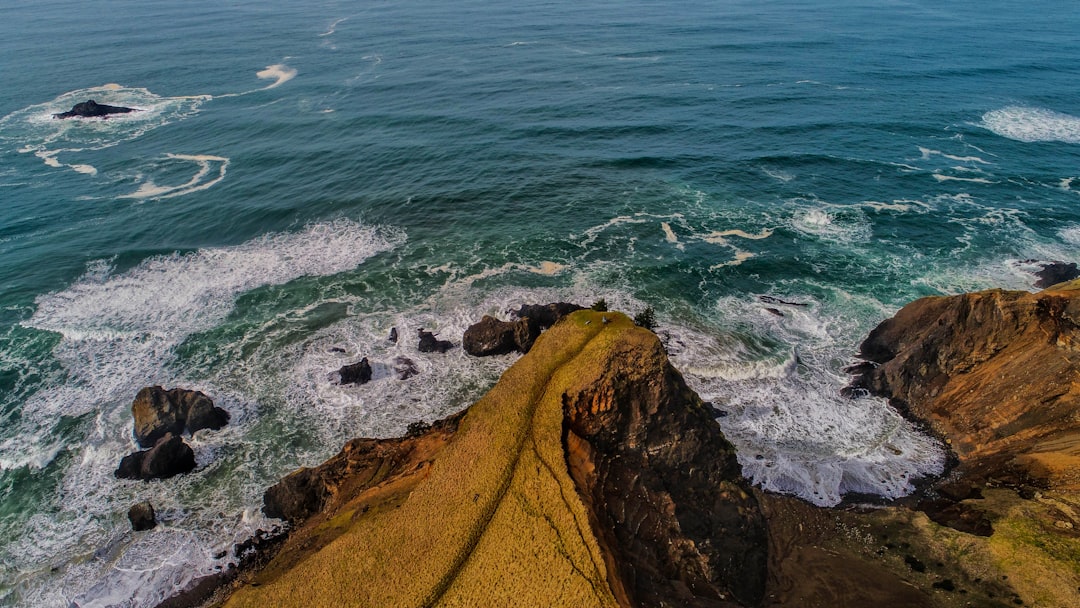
top-left (1033, 261), bottom-right (1080, 288)
top-left (115, 433), bottom-right (196, 481)
top-left (262, 415), bottom-right (463, 524)
top-left (392, 356), bottom-right (418, 380)
top-left (128, 501), bottom-right (157, 531)
top-left (510, 302), bottom-right (582, 328)
top-left (416, 329), bottom-right (452, 353)
top-left (132, 386), bottom-right (229, 449)
top-left (561, 317), bottom-right (767, 606)
top-left (336, 358), bottom-right (372, 385)
top-left (53, 99), bottom-right (136, 119)
top-left (848, 284), bottom-right (1080, 491)
top-left (388, 327), bottom-right (399, 343)
top-left (462, 315), bottom-right (540, 356)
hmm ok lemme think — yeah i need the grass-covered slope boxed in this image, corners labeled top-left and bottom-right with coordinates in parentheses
top-left (225, 312), bottom-right (638, 608)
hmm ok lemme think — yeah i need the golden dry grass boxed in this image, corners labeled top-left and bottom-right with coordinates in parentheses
top-left (224, 312), bottom-right (642, 608)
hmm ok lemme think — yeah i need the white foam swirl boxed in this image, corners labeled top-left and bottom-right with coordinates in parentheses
top-left (982, 106), bottom-right (1080, 144)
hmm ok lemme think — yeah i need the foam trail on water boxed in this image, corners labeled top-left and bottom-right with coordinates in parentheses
top-left (256, 64), bottom-right (298, 90)
top-left (319, 17), bottom-right (348, 37)
top-left (0, 85), bottom-right (210, 176)
top-left (122, 154), bottom-right (230, 199)
top-left (982, 106), bottom-right (1080, 144)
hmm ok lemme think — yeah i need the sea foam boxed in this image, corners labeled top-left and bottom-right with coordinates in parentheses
top-left (982, 106), bottom-right (1080, 144)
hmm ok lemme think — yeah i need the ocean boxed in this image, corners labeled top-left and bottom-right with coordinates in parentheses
top-left (2, 0), bottom-right (1079, 604)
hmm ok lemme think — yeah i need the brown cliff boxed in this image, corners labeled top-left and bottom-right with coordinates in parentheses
top-left (849, 282), bottom-right (1080, 490)
top-left (221, 311), bottom-right (766, 608)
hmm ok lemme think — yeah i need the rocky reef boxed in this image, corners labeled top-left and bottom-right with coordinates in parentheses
top-left (198, 288), bottom-right (1080, 608)
top-left (52, 99), bottom-right (136, 119)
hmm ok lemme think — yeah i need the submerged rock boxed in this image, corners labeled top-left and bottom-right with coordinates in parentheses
top-left (52, 99), bottom-right (136, 119)
top-left (132, 386), bottom-right (229, 449)
top-left (128, 501), bottom-right (157, 531)
top-left (115, 433), bottom-right (196, 481)
top-left (392, 356), bottom-right (418, 380)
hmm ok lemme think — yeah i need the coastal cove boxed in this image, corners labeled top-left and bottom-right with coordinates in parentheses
top-left (2, 0), bottom-right (1080, 605)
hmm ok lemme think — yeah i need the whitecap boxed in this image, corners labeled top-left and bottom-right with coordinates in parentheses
top-left (932, 172), bottom-right (994, 184)
top-left (982, 106), bottom-right (1080, 144)
top-left (667, 294), bottom-right (947, 507)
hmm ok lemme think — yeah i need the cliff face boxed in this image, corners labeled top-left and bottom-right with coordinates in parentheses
top-left (224, 311), bottom-right (766, 608)
top-left (849, 282), bottom-right (1080, 489)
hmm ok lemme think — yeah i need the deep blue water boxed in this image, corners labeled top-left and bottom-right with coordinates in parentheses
top-left (2, 0), bottom-right (1079, 605)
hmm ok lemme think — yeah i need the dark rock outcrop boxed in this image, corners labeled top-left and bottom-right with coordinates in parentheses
top-left (132, 386), bottom-right (229, 449)
top-left (562, 320), bottom-right (767, 607)
top-left (128, 501), bottom-right (157, 531)
top-left (416, 329), bottom-right (452, 353)
top-left (262, 413), bottom-right (464, 524)
top-left (53, 99), bottom-right (137, 119)
top-left (462, 315), bottom-right (540, 356)
top-left (510, 302), bottom-right (583, 328)
top-left (336, 358), bottom-right (372, 385)
top-left (115, 433), bottom-right (196, 481)
top-left (1033, 261), bottom-right (1080, 289)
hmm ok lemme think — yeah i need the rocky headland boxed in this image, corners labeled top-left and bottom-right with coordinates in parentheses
top-left (184, 286), bottom-right (1080, 608)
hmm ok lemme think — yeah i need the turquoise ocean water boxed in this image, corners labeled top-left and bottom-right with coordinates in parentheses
top-left (2, 0), bottom-right (1079, 604)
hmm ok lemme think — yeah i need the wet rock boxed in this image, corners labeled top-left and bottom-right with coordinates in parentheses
top-left (115, 433), bottom-right (196, 481)
top-left (53, 99), bottom-right (137, 119)
top-left (462, 315), bottom-right (540, 356)
top-left (393, 356), bottom-right (419, 380)
top-left (417, 329), bottom-right (452, 353)
top-left (132, 386), bottom-right (229, 449)
top-left (388, 327), bottom-right (399, 343)
top-left (759, 295), bottom-right (808, 307)
top-left (337, 358), bottom-right (372, 385)
top-left (128, 501), bottom-right (157, 531)
top-left (509, 302), bottom-right (583, 329)
top-left (1032, 261), bottom-right (1080, 288)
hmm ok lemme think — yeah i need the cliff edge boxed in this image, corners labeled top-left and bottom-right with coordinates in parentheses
top-left (223, 311), bottom-right (766, 608)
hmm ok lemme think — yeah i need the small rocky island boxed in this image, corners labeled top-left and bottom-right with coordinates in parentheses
top-left (171, 285), bottom-right (1080, 608)
top-left (53, 99), bottom-right (136, 119)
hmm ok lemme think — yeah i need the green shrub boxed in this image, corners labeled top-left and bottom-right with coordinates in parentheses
top-left (590, 298), bottom-right (608, 312)
top-left (633, 306), bottom-right (656, 330)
